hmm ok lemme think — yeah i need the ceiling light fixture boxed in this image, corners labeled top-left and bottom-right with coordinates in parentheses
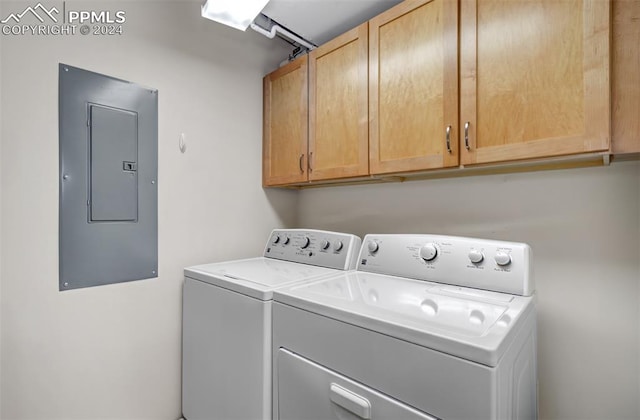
top-left (201, 0), bottom-right (270, 31)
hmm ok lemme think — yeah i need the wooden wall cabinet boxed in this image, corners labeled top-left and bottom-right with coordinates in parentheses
top-left (263, 0), bottom-right (626, 187)
top-left (263, 25), bottom-right (369, 186)
top-left (369, 0), bottom-right (611, 174)
top-left (460, 0), bottom-right (611, 165)
top-left (263, 56), bottom-right (309, 187)
top-left (369, 0), bottom-right (459, 175)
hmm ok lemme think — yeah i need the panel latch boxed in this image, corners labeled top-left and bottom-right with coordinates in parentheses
top-left (123, 161), bottom-right (137, 171)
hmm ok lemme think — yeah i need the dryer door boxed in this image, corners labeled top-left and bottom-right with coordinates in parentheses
top-left (277, 349), bottom-right (437, 420)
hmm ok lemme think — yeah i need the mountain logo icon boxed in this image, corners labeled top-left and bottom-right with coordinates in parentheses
top-left (1, 3), bottom-right (59, 24)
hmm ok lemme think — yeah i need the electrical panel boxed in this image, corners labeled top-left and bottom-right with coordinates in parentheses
top-left (59, 64), bottom-right (158, 291)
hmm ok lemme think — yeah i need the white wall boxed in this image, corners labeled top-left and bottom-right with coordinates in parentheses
top-left (297, 161), bottom-right (640, 420)
top-left (0, 1), bottom-right (296, 418)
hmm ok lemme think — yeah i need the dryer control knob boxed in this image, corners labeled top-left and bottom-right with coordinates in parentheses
top-left (300, 236), bottom-right (311, 249)
top-left (420, 243), bottom-right (438, 262)
top-left (333, 241), bottom-right (344, 252)
top-left (367, 241), bottom-right (379, 254)
top-left (495, 251), bottom-right (511, 266)
top-left (468, 249), bottom-right (484, 264)
top-left (321, 240), bottom-right (330, 250)
top-left (272, 235), bottom-right (280, 244)
top-left (283, 237), bottom-right (290, 245)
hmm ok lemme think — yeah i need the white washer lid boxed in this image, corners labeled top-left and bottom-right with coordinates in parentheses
top-left (273, 271), bottom-right (535, 366)
top-left (184, 257), bottom-right (341, 300)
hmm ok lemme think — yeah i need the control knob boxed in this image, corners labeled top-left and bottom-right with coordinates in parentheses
top-left (419, 243), bottom-right (438, 262)
top-left (468, 249), bottom-right (484, 264)
top-left (333, 241), bottom-right (344, 252)
top-left (367, 241), bottom-right (379, 254)
top-left (321, 240), bottom-right (330, 250)
top-left (495, 251), bottom-right (511, 266)
top-left (300, 236), bottom-right (311, 249)
top-left (272, 235), bottom-right (280, 244)
top-left (283, 237), bottom-right (290, 245)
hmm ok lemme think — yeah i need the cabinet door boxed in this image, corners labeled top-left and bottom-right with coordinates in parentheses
top-left (612, 0), bottom-right (640, 154)
top-left (263, 56), bottom-right (308, 186)
top-left (369, 0), bottom-right (459, 175)
top-left (460, 0), bottom-right (611, 165)
top-left (309, 23), bottom-right (369, 181)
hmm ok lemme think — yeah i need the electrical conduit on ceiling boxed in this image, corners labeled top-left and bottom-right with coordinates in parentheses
top-left (250, 22), bottom-right (316, 51)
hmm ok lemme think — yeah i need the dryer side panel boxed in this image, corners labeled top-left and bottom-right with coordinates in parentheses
top-left (496, 308), bottom-right (538, 420)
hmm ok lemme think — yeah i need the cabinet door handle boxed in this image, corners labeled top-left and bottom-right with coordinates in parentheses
top-left (464, 121), bottom-right (470, 150)
top-left (299, 154), bottom-right (304, 173)
top-left (445, 125), bottom-right (452, 154)
top-left (308, 152), bottom-right (313, 172)
top-left (329, 383), bottom-right (371, 419)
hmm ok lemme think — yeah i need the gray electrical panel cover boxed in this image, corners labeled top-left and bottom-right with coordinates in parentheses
top-left (59, 64), bottom-right (158, 291)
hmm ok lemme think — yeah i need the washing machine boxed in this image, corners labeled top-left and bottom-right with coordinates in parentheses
top-left (272, 234), bottom-right (537, 420)
top-left (182, 229), bottom-right (362, 420)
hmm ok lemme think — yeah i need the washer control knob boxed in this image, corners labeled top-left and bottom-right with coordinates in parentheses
top-left (367, 241), bottom-right (379, 254)
top-left (468, 249), bottom-right (484, 264)
top-left (272, 235), bottom-right (280, 244)
top-left (333, 241), bottom-right (344, 252)
top-left (420, 243), bottom-right (438, 262)
top-left (321, 240), bottom-right (330, 250)
top-left (300, 236), bottom-right (311, 249)
top-left (283, 237), bottom-right (290, 245)
top-left (495, 251), bottom-right (511, 266)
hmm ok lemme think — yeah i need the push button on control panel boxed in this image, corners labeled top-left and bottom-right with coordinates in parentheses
top-left (468, 249), bottom-right (484, 264)
top-left (494, 251), bottom-right (511, 266)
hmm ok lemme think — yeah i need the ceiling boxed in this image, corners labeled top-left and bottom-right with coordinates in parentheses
top-left (260, 0), bottom-right (403, 46)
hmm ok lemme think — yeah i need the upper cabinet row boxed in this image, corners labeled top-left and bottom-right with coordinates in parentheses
top-left (263, 0), bottom-right (614, 187)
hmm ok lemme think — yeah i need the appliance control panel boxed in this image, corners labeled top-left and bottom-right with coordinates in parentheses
top-left (264, 229), bottom-right (362, 271)
top-left (358, 234), bottom-right (533, 296)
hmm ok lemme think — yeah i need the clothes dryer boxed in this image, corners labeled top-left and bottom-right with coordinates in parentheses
top-left (272, 234), bottom-right (536, 420)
